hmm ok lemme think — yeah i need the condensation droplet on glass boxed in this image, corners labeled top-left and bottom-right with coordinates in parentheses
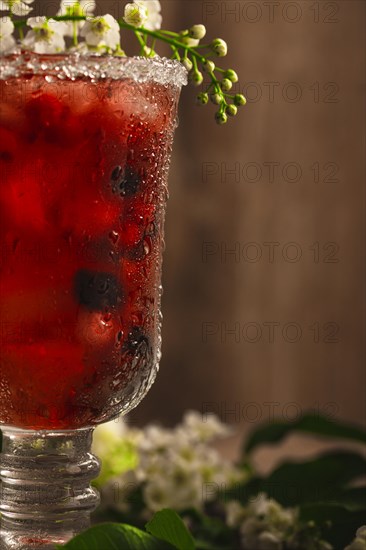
top-left (143, 239), bottom-right (151, 256)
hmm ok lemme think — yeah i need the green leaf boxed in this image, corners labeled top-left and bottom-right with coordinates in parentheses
top-left (244, 414), bottom-right (366, 454)
top-left (325, 487), bottom-right (366, 512)
top-left (262, 451), bottom-right (366, 506)
top-left (181, 507), bottom-right (239, 549)
top-left (58, 523), bottom-right (175, 550)
top-left (146, 509), bottom-right (195, 550)
top-left (195, 542), bottom-right (233, 550)
top-left (224, 452), bottom-right (366, 507)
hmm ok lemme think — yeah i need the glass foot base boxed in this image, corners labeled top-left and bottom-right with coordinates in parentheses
top-left (0, 427), bottom-right (100, 549)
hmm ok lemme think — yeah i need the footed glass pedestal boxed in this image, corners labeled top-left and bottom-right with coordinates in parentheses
top-left (0, 428), bottom-right (99, 549)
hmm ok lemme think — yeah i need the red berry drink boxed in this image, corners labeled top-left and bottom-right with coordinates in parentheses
top-left (0, 54), bottom-right (186, 430)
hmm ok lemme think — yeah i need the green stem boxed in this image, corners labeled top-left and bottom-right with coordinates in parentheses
top-left (171, 46), bottom-right (180, 61)
top-left (158, 29), bottom-right (180, 38)
top-left (134, 30), bottom-right (146, 56)
top-left (73, 21), bottom-right (78, 47)
top-left (118, 21), bottom-right (207, 62)
top-left (149, 38), bottom-right (156, 57)
top-left (117, 22), bottom-right (227, 97)
top-left (53, 15), bottom-right (85, 22)
top-left (13, 20), bottom-right (27, 28)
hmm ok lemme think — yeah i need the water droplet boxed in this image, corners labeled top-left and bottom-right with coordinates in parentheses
top-left (109, 231), bottom-right (119, 244)
top-left (143, 239), bottom-right (151, 256)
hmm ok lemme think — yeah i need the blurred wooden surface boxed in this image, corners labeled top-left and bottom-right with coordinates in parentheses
top-left (134, 0), bottom-right (366, 431)
top-left (31, 0), bottom-right (365, 431)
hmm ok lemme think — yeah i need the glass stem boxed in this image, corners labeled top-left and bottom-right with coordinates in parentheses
top-left (0, 427), bottom-right (100, 549)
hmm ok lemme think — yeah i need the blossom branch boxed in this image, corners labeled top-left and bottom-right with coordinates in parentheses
top-left (0, 0), bottom-right (246, 123)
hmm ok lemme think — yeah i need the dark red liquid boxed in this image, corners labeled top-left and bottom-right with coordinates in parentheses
top-left (0, 64), bottom-right (180, 429)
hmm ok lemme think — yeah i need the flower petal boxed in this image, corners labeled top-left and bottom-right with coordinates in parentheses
top-left (11, 0), bottom-right (33, 16)
top-left (0, 16), bottom-right (14, 35)
top-left (0, 34), bottom-right (15, 54)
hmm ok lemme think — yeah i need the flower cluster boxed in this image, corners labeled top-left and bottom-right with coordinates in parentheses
top-left (0, 0), bottom-right (246, 123)
top-left (93, 410), bottom-right (245, 517)
top-left (92, 412), bottom-right (366, 549)
top-left (226, 495), bottom-right (333, 550)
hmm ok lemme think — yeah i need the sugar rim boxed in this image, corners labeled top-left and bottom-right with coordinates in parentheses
top-left (0, 52), bottom-right (188, 87)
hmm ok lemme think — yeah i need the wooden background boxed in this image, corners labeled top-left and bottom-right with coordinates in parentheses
top-left (33, 0), bottom-right (366, 433)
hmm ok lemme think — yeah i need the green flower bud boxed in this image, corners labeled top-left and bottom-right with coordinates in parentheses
top-left (234, 94), bottom-right (247, 106)
top-left (210, 93), bottom-right (222, 105)
top-left (197, 92), bottom-right (209, 106)
top-left (182, 58), bottom-right (193, 72)
top-left (211, 38), bottom-right (228, 57)
top-left (221, 78), bottom-right (232, 91)
top-left (203, 60), bottom-right (215, 73)
top-left (226, 104), bottom-right (238, 116)
top-left (224, 69), bottom-right (239, 83)
top-left (215, 111), bottom-right (228, 125)
top-left (181, 36), bottom-right (200, 47)
top-left (190, 70), bottom-right (203, 86)
top-left (189, 24), bottom-right (206, 40)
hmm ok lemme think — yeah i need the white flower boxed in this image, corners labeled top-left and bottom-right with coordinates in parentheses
top-left (58, 0), bottom-right (95, 17)
top-left (345, 541), bottom-right (366, 550)
top-left (124, 0), bottom-right (162, 31)
top-left (57, 0), bottom-right (96, 37)
top-left (22, 17), bottom-right (67, 54)
top-left (181, 410), bottom-right (232, 443)
top-left (143, 467), bottom-right (202, 513)
top-left (241, 519), bottom-right (284, 550)
top-left (250, 493), bottom-right (296, 529)
top-left (0, 0), bottom-right (34, 16)
top-left (237, 494), bottom-right (298, 550)
top-left (124, 2), bottom-right (148, 28)
top-left (80, 14), bottom-right (120, 50)
top-left (256, 531), bottom-right (282, 550)
top-left (138, 0), bottom-right (162, 30)
top-left (135, 421), bottom-right (241, 513)
top-left (345, 526), bottom-right (366, 550)
top-left (0, 16), bottom-right (15, 53)
top-left (138, 425), bottom-right (174, 453)
top-left (226, 500), bottom-right (246, 528)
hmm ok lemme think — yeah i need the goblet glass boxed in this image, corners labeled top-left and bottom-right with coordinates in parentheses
top-left (0, 53), bottom-right (186, 549)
